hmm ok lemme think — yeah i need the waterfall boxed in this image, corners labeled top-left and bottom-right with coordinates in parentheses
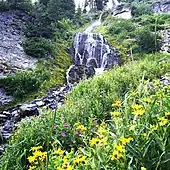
top-left (84, 12), bottom-right (103, 33)
top-left (67, 0), bottom-right (121, 84)
top-left (113, 0), bottom-right (120, 6)
top-left (66, 32), bottom-right (120, 84)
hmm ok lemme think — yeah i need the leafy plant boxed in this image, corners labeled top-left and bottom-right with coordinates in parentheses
top-left (23, 37), bottom-right (55, 58)
top-left (0, 69), bottom-right (50, 99)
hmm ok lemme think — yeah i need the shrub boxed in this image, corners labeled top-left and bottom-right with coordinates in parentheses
top-left (131, 2), bottom-right (153, 17)
top-left (134, 27), bottom-right (161, 53)
top-left (0, 69), bottom-right (50, 99)
top-left (7, 0), bottom-right (33, 11)
top-left (0, 1), bottom-right (9, 12)
top-left (107, 19), bottom-right (135, 41)
top-left (24, 23), bottom-right (55, 39)
top-left (23, 37), bottom-right (55, 58)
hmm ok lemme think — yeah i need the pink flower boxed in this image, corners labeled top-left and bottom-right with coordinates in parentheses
top-left (74, 131), bottom-right (79, 135)
top-left (61, 132), bottom-right (66, 137)
top-left (93, 120), bottom-right (98, 124)
top-left (61, 115), bottom-right (65, 119)
top-left (63, 123), bottom-right (70, 128)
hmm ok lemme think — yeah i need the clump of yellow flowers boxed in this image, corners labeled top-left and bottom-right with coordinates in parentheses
top-left (27, 146), bottom-right (47, 170)
top-left (111, 137), bottom-right (133, 161)
top-left (131, 104), bottom-right (145, 116)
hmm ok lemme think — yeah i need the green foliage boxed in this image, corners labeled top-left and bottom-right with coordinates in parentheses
top-left (1, 54), bottom-right (169, 169)
top-left (7, 0), bottom-right (33, 11)
top-left (0, 1), bottom-right (9, 12)
top-left (59, 54), bottom-right (169, 124)
top-left (24, 22), bottom-right (55, 39)
top-left (135, 27), bottom-right (161, 53)
top-left (47, 0), bottom-right (75, 22)
top-left (0, 69), bottom-right (50, 99)
top-left (0, 110), bottom-right (54, 170)
top-left (131, 2), bottom-right (153, 17)
top-left (133, 14), bottom-right (170, 31)
top-left (23, 37), bottom-right (55, 58)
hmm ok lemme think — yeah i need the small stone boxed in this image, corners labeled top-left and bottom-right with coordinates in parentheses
top-left (2, 111), bottom-right (11, 116)
top-left (19, 103), bottom-right (38, 117)
top-left (36, 100), bottom-right (45, 107)
top-left (0, 114), bottom-right (8, 123)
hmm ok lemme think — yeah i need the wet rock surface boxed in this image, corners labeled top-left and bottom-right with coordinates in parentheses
top-left (152, 1), bottom-right (170, 13)
top-left (0, 84), bottom-right (73, 154)
top-left (0, 88), bottom-right (13, 106)
top-left (0, 10), bottom-right (37, 78)
top-left (67, 33), bottom-right (121, 84)
top-left (67, 65), bottom-right (95, 84)
top-left (112, 4), bottom-right (132, 19)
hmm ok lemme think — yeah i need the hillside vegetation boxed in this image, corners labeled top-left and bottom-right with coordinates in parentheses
top-left (0, 0), bottom-right (170, 170)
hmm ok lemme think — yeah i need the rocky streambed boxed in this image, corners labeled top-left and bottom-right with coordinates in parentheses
top-left (0, 84), bottom-right (73, 154)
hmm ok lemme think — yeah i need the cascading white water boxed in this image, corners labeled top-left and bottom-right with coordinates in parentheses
top-left (113, 0), bottom-right (120, 6)
top-left (84, 12), bottom-right (103, 33)
top-left (67, 0), bottom-right (121, 83)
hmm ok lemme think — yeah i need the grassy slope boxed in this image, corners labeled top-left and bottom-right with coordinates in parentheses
top-left (1, 11), bottom-right (170, 170)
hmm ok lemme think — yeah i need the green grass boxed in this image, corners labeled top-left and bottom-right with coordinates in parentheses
top-left (1, 53), bottom-right (169, 170)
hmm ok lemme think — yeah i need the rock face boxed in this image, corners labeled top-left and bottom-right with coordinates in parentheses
top-left (67, 65), bottom-right (95, 84)
top-left (66, 33), bottom-right (121, 84)
top-left (0, 10), bottom-right (37, 78)
top-left (152, 1), bottom-right (170, 13)
top-left (0, 88), bottom-right (13, 106)
top-left (161, 27), bottom-right (170, 53)
top-left (112, 4), bottom-right (132, 19)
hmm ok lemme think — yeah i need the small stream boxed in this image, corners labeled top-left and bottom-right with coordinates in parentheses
top-left (0, 0), bottom-right (121, 154)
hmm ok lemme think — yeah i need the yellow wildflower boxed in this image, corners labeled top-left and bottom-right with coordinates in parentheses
top-left (142, 133), bottom-right (147, 137)
top-left (165, 112), bottom-right (170, 116)
top-left (119, 137), bottom-right (133, 145)
top-left (76, 125), bottom-right (87, 132)
top-left (101, 121), bottom-right (106, 128)
top-left (74, 155), bottom-right (87, 165)
top-left (114, 144), bottom-right (125, 153)
top-left (132, 109), bottom-right (145, 116)
top-left (33, 151), bottom-right (45, 158)
top-left (28, 166), bottom-right (36, 170)
top-left (158, 117), bottom-right (168, 126)
top-left (111, 150), bottom-right (123, 160)
top-left (112, 100), bottom-right (121, 107)
top-left (66, 166), bottom-right (74, 170)
top-left (131, 104), bottom-right (143, 110)
top-left (55, 148), bottom-right (65, 156)
top-left (142, 98), bottom-right (152, 103)
top-left (141, 167), bottom-right (147, 170)
top-left (150, 124), bottom-right (158, 132)
top-left (97, 128), bottom-right (107, 135)
top-left (100, 137), bottom-right (107, 145)
top-left (31, 146), bottom-right (43, 151)
top-left (62, 162), bottom-right (69, 169)
top-left (110, 111), bottom-right (121, 116)
top-left (27, 156), bottom-right (36, 163)
top-left (89, 137), bottom-right (100, 147)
